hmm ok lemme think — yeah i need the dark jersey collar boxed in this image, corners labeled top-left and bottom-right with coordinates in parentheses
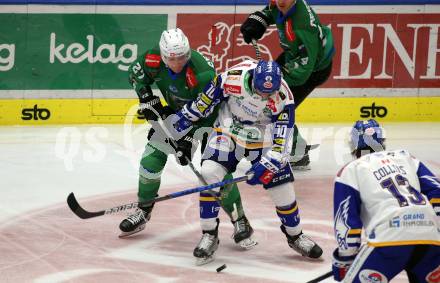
top-left (167, 63), bottom-right (189, 80)
top-left (276, 2), bottom-right (297, 24)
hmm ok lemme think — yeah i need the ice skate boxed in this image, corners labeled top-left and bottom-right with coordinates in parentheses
top-left (119, 205), bottom-right (153, 238)
top-left (290, 144), bottom-right (319, 171)
top-left (193, 229), bottom-right (220, 266)
top-left (281, 225), bottom-right (323, 259)
top-left (290, 154), bottom-right (311, 170)
top-left (232, 216), bottom-right (257, 249)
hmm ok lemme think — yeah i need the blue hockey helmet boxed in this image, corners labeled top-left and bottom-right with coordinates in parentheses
top-left (252, 60), bottom-right (282, 96)
top-left (349, 119), bottom-right (386, 155)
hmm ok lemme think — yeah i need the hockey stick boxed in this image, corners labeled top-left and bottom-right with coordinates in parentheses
top-left (149, 107), bottom-right (240, 221)
top-left (306, 271), bottom-right (332, 283)
top-left (149, 107), bottom-right (206, 184)
top-left (251, 39), bottom-right (293, 76)
top-left (251, 39), bottom-right (262, 60)
top-left (67, 175), bottom-right (248, 219)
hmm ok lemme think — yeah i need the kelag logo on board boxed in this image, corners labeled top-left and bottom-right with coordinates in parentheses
top-left (0, 13), bottom-right (167, 90)
top-left (21, 105), bottom-right (51, 121)
top-left (0, 44), bottom-right (15, 71)
top-left (49, 33), bottom-right (137, 71)
top-left (360, 102), bottom-right (388, 118)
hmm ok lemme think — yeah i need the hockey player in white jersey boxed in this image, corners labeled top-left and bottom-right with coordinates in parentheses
top-left (172, 60), bottom-right (323, 265)
top-left (332, 119), bottom-right (440, 282)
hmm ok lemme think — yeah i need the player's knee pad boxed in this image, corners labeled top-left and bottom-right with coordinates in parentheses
top-left (201, 160), bottom-right (227, 184)
top-left (199, 161), bottom-right (228, 221)
top-left (267, 182), bottom-right (296, 207)
top-left (268, 183), bottom-right (301, 230)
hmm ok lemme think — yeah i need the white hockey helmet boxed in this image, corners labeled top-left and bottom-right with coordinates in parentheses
top-left (159, 28), bottom-right (191, 66)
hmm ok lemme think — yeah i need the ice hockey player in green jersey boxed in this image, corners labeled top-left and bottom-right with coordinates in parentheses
top-left (241, 0), bottom-right (335, 170)
top-left (119, 28), bottom-right (256, 256)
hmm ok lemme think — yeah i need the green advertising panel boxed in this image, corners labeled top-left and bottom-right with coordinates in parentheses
top-left (0, 14), bottom-right (167, 90)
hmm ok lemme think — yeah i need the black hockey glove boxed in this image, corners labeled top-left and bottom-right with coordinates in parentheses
top-left (139, 94), bottom-right (174, 122)
top-left (240, 11), bottom-right (270, 44)
top-left (174, 134), bottom-right (198, 166)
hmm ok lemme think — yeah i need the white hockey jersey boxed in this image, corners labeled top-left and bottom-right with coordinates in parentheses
top-left (334, 149), bottom-right (440, 256)
top-left (182, 60), bottom-right (295, 155)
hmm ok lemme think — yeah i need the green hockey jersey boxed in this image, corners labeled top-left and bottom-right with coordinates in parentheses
top-left (262, 0), bottom-right (334, 86)
top-left (128, 47), bottom-right (217, 128)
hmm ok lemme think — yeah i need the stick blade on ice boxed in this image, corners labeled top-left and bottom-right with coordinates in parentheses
top-left (67, 192), bottom-right (104, 219)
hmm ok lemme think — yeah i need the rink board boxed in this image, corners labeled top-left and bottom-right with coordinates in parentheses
top-left (1, 5), bottom-right (440, 124)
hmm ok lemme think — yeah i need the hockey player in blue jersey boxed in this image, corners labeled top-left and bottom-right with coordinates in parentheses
top-left (332, 119), bottom-right (440, 282)
top-left (172, 60), bottom-right (323, 265)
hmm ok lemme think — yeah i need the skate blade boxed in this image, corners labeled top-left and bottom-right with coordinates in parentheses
top-left (195, 255), bottom-right (215, 266)
top-left (291, 165), bottom-right (311, 171)
top-left (237, 237), bottom-right (258, 250)
top-left (118, 224), bottom-right (146, 238)
top-left (307, 144), bottom-right (320, 151)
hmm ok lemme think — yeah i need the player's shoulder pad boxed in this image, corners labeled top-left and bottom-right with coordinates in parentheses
top-left (144, 48), bottom-right (162, 69)
top-left (221, 69), bottom-right (245, 95)
top-left (336, 159), bottom-right (363, 180)
top-left (278, 79), bottom-right (294, 102)
top-left (384, 149), bottom-right (414, 160)
top-left (336, 161), bottom-right (354, 178)
top-left (396, 149), bottom-right (411, 157)
top-left (227, 69), bottom-right (243, 76)
top-left (335, 160), bottom-right (360, 191)
top-left (187, 50), bottom-right (217, 89)
top-left (294, 1), bottom-right (317, 31)
top-left (222, 60), bottom-right (254, 91)
top-left (189, 50), bottom-right (215, 70)
top-left (229, 60), bottom-right (256, 71)
top-left (223, 62), bottom-right (244, 83)
top-left (397, 149), bottom-right (419, 164)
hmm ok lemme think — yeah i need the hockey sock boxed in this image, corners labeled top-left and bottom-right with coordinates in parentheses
top-left (138, 144), bottom-right (167, 202)
top-left (138, 178), bottom-right (160, 203)
top-left (220, 173), bottom-right (245, 220)
top-left (138, 163), bottom-right (162, 202)
top-left (277, 201), bottom-right (302, 236)
top-left (200, 190), bottom-right (221, 231)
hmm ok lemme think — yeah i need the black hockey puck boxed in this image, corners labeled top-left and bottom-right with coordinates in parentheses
top-left (216, 264), bottom-right (227, 273)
